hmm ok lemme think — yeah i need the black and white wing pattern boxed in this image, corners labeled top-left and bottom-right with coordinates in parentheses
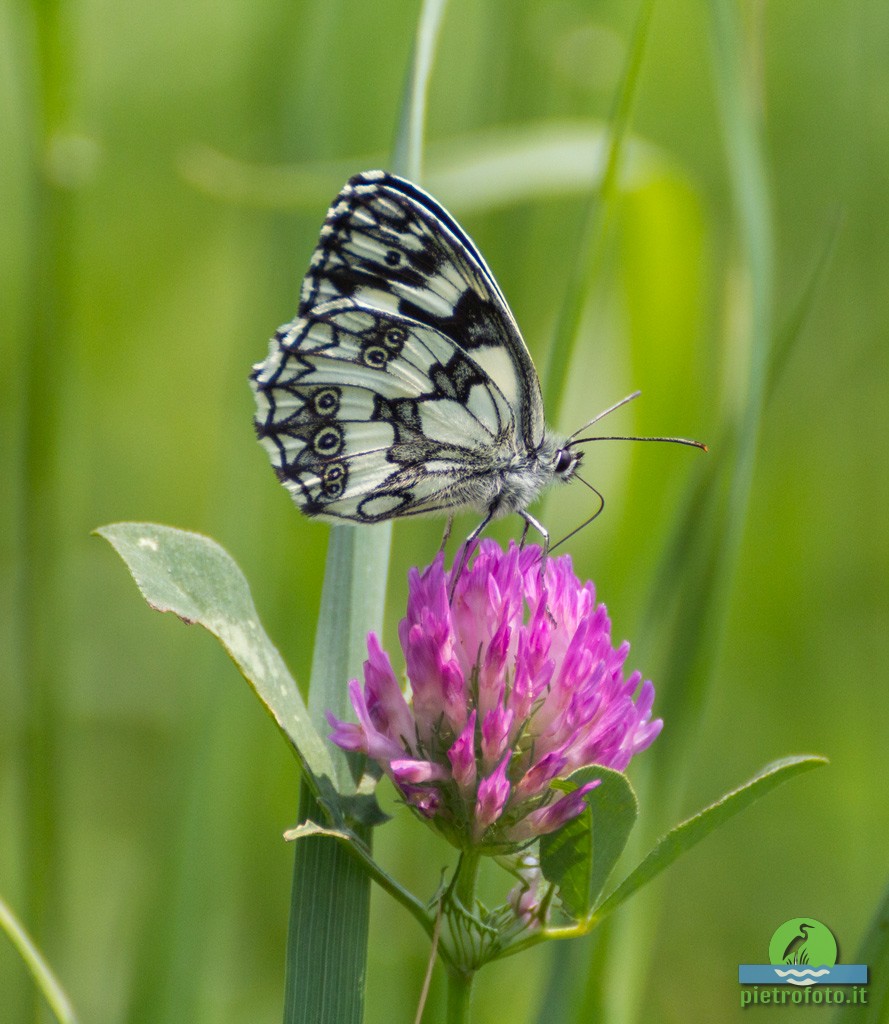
top-left (298, 170), bottom-right (545, 451)
top-left (253, 299), bottom-right (523, 523)
top-left (251, 171), bottom-right (576, 528)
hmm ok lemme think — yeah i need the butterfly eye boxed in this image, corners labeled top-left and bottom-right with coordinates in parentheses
top-left (313, 425), bottom-right (344, 456)
top-left (554, 448), bottom-right (575, 476)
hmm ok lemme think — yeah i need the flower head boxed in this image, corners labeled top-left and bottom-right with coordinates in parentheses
top-left (328, 540), bottom-right (661, 852)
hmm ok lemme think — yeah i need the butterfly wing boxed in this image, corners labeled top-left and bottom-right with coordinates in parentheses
top-left (299, 170), bottom-right (545, 452)
top-left (251, 299), bottom-right (520, 523)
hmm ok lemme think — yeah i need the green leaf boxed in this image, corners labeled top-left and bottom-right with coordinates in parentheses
top-left (95, 522), bottom-right (338, 793)
top-left (595, 755), bottom-right (827, 921)
top-left (540, 767), bottom-right (638, 921)
top-left (540, 797), bottom-right (594, 923)
top-left (832, 874), bottom-right (889, 1024)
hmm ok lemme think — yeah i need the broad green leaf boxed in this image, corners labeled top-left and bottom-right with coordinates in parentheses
top-left (96, 522), bottom-right (338, 792)
top-left (584, 769), bottom-right (639, 912)
top-left (540, 797), bottom-right (594, 923)
top-left (595, 755), bottom-right (827, 921)
top-left (540, 767), bottom-right (638, 922)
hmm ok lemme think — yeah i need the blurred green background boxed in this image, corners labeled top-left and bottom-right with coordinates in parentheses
top-left (3, 0), bottom-right (887, 1021)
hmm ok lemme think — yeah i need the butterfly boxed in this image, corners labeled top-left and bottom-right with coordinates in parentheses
top-left (250, 170), bottom-right (703, 552)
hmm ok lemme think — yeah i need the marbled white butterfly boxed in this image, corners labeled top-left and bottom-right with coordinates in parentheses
top-left (250, 170), bottom-right (702, 551)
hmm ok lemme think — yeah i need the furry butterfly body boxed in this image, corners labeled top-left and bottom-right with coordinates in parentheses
top-left (250, 170), bottom-right (579, 540)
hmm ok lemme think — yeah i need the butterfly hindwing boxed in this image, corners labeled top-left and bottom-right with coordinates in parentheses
top-left (251, 298), bottom-right (520, 523)
top-left (300, 170), bottom-right (545, 451)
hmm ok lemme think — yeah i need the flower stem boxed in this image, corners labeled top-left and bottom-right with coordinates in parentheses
top-left (453, 850), bottom-right (481, 910)
top-left (444, 852), bottom-right (481, 1023)
top-left (446, 969), bottom-right (475, 1024)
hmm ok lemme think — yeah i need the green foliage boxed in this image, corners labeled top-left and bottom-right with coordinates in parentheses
top-left (282, 785), bottom-right (372, 1024)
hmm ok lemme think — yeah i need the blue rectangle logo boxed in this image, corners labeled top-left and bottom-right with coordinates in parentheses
top-left (739, 964), bottom-right (868, 985)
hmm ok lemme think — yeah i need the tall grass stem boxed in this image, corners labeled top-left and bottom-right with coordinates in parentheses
top-left (281, 2), bottom-right (448, 1021)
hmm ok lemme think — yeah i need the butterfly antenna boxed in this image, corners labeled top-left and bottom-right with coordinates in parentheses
top-left (565, 391), bottom-right (642, 443)
top-left (549, 475), bottom-right (605, 554)
top-left (571, 434), bottom-right (708, 451)
top-left (564, 390), bottom-right (708, 452)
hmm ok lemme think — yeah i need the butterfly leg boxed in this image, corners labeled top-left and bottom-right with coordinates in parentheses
top-left (439, 515), bottom-right (454, 554)
top-left (448, 509), bottom-right (493, 600)
top-left (519, 510), bottom-right (549, 573)
top-left (518, 518), bottom-right (531, 549)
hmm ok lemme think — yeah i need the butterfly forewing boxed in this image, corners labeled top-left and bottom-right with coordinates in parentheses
top-left (252, 298), bottom-right (522, 523)
top-left (300, 170), bottom-right (545, 450)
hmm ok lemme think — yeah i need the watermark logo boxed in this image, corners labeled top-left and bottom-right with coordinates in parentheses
top-left (768, 919), bottom-right (837, 985)
top-left (739, 918), bottom-right (868, 1008)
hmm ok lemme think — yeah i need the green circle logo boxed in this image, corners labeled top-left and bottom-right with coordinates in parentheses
top-left (769, 919), bottom-right (837, 968)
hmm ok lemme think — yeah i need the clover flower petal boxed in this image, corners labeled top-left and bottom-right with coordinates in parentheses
top-left (328, 540), bottom-right (661, 852)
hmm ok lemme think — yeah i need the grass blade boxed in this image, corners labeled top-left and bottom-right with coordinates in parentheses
top-left (282, 2), bottom-right (448, 1021)
top-left (767, 209), bottom-right (843, 398)
top-left (0, 895), bottom-right (78, 1024)
top-left (283, 784), bottom-right (374, 1024)
top-left (604, 10), bottom-right (779, 1022)
top-left (832, 875), bottom-right (889, 1023)
top-left (392, 0), bottom-right (448, 182)
top-left (643, 0), bottom-right (777, 811)
top-left (542, 0), bottom-right (656, 423)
